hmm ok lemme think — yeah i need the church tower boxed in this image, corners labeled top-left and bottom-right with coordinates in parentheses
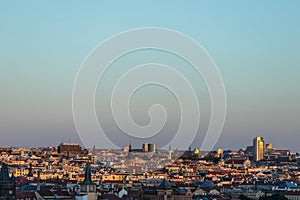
top-left (79, 163), bottom-right (97, 200)
top-left (168, 145), bottom-right (173, 160)
top-left (28, 163), bottom-right (33, 177)
top-left (126, 143), bottom-right (135, 167)
top-left (0, 163), bottom-right (16, 200)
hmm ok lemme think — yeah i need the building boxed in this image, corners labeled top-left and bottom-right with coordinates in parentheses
top-left (156, 179), bottom-right (173, 200)
top-left (0, 163), bottom-right (16, 200)
top-left (142, 143), bottom-right (149, 152)
top-left (148, 144), bottom-right (156, 152)
top-left (126, 144), bottom-right (135, 167)
top-left (58, 143), bottom-right (83, 155)
top-left (142, 179), bottom-right (192, 200)
top-left (217, 148), bottom-right (223, 156)
top-left (253, 136), bottom-right (264, 162)
top-left (266, 143), bottom-right (273, 149)
top-left (168, 146), bottom-right (173, 160)
top-left (142, 143), bottom-right (156, 152)
top-left (78, 163), bottom-right (97, 200)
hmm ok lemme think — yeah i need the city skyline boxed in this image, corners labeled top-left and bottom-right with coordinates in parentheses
top-left (1, 1), bottom-right (299, 200)
top-left (0, 136), bottom-right (292, 154)
top-left (0, 134), bottom-right (299, 199)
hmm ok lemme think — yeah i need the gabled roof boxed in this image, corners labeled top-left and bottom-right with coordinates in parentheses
top-left (158, 179), bottom-right (172, 190)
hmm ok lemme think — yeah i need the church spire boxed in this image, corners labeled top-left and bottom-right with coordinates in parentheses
top-left (0, 163), bottom-right (11, 182)
top-left (82, 163), bottom-right (96, 185)
top-left (28, 162), bottom-right (33, 177)
top-left (128, 142), bottom-right (132, 152)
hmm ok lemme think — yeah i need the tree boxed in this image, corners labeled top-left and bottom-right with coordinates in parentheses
top-left (238, 194), bottom-right (251, 200)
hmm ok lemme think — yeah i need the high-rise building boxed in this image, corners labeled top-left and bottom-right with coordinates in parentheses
top-left (253, 136), bottom-right (264, 162)
top-left (168, 145), bottom-right (173, 160)
top-left (142, 143), bottom-right (156, 152)
top-left (142, 143), bottom-right (149, 152)
top-left (148, 144), bottom-right (156, 152)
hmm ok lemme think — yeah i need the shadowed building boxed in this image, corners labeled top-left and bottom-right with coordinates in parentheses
top-left (148, 144), bottom-right (156, 152)
top-left (142, 179), bottom-right (192, 200)
top-left (142, 143), bottom-right (157, 152)
top-left (78, 163), bottom-right (97, 200)
top-left (58, 143), bottom-right (83, 155)
top-left (157, 179), bottom-right (173, 200)
top-left (126, 144), bottom-right (135, 168)
top-left (0, 163), bottom-right (16, 200)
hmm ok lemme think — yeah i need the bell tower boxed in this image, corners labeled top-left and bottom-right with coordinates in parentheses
top-left (79, 163), bottom-right (97, 200)
top-left (0, 163), bottom-right (16, 200)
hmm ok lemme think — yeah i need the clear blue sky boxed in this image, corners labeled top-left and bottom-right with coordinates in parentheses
top-left (0, 1), bottom-right (299, 151)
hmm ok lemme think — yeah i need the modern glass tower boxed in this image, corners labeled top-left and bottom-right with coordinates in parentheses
top-left (253, 136), bottom-right (264, 162)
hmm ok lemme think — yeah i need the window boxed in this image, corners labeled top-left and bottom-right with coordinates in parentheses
top-left (81, 185), bottom-right (86, 192)
top-left (90, 186), bottom-right (95, 192)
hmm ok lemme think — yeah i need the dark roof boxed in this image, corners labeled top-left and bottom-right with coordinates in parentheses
top-left (143, 187), bottom-right (158, 195)
top-left (278, 182), bottom-right (298, 188)
top-left (192, 194), bottom-right (232, 200)
top-left (158, 179), bottom-right (172, 190)
top-left (81, 163), bottom-right (96, 185)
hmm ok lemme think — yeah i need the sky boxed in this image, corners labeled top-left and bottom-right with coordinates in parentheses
top-left (0, 1), bottom-right (300, 151)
